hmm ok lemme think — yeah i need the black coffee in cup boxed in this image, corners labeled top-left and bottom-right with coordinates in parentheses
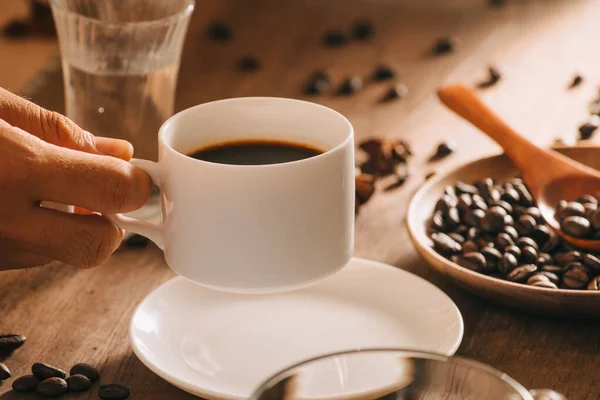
top-left (188, 139), bottom-right (323, 165)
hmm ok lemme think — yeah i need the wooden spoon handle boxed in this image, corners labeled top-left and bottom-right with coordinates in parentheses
top-left (437, 84), bottom-right (549, 175)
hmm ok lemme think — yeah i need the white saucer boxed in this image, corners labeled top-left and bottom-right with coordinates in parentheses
top-left (130, 257), bottom-right (463, 400)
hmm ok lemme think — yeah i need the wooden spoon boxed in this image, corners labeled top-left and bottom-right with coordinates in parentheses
top-left (437, 83), bottom-right (600, 251)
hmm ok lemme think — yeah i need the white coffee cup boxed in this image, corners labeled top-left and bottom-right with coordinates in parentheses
top-left (110, 97), bottom-right (355, 293)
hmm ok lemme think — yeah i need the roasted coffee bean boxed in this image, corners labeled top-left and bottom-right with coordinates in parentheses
top-left (477, 238), bottom-right (494, 249)
top-left (448, 233), bottom-right (465, 244)
top-left (481, 247), bottom-right (502, 272)
top-left (457, 252), bottom-right (486, 272)
top-left (555, 251), bottom-right (582, 266)
top-left (578, 116), bottom-right (599, 140)
top-left (382, 83), bottom-right (408, 102)
top-left (513, 184), bottom-right (534, 206)
top-left (351, 19), bottom-right (374, 40)
top-left (481, 206), bottom-right (507, 233)
top-left (431, 233), bottom-right (462, 255)
top-left (70, 363), bottom-right (100, 382)
top-left (304, 78), bottom-right (329, 96)
top-left (66, 374), bottom-right (92, 392)
top-left (584, 202), bottom-right (597, 219)
top-left (517, 237), bottom-right (538, 251)
top-left (457, 194), bottom-right (473, 215)
top-left (561, 216), bottom-right (592, 238)
top-left (562, 262), bottom-right (591, 289)
top-left (541, 235), bottom-right (560, 253)
top-left (489, 199), bottom-right (512, 214)
top-left (0, 363), bottom-right (10, 380)
top-left (32, 363), bottom-right (66, 380)
top-left (489, 0), bottom-right (506, 7)
top-left (542, 265), bottom-right (563, 274)
top-left (124, 234), bottom-right (149, 248)
top-left (501, 188), bottom-right (520, 206)
top-left (206, 21), bottom-right (232, 41)
top-left (568, 74), bottom-right (584, 89)
top-left (515, 214), bottom-right (536, 236)
top-left (455, 181), bottom-right (478, 195)
top-left (499, 253), bottom-right (518, 275)
top-left (527, 274), bottom-right (550, 285)
top-left (521, 246), bottom-right (538, 264)
top-left (472, 198), bottom-right (488, 211)
top-left (322, 30), bottom-right (347, 46)
top-left (462, 240), bottom-right (478, 253)
top-left (557, 201), bottom-right (585, 220)
top-left (476, 66), bottom-right (501, 89)
top-left (455, 225), bottom-right (469, 235)
top-left (356, 173), bottom-right (375, 205)
top-left (504, 226), bottom-right (519, 241)
top-left (238, 56), bottom-right (261, 72)
top-left (12, 374), bottom-right (38, 393)
top-left (0, 333), bottom-right (26, 351)
top-left (538, 271), bottom-right (560, 284)
top-left (37, 377), bottom-right (68, 397)
top-left (590, 209), bottom-right (600, 230)
top-left (372, 65), bottom-right (396, 81)
top-left (531, 225), bottom-right (552, 247)
top-left (536, 253), bottom-right (553, 266)
top-left (445, 208), bottom-right (461, 231)
top-left (577, 194), bottom-right (597, 204)
top-left (495, 232), bottom-right (515, 251)
top-left (507, 264), bottom-right (538, 282)
top-left (467, 227), bottom-right (480, 240)
top-left (99, 384), bottom-right (130, 400)
top-left (1, 20), bottom-right (32, 38)
top-left (431, 211), bottom-right (445, 231)
top-left (430, 141), bottom-right (456, 160)
top-left (505, 245), bottom-right (521, 259)
top-left (465, 209), bottom-right (485, 228)
top-left (525, 207), bottom-right (543, 221)
top-left (583, 253), bottom-right (600, 272)
top-left (512, 205), bottom-right (527, 218)
top-left (588, 276), bottom-right (600, 290)
top-left (504, 214), bottom-right (514, 227)
top-left (337, 76), bottom-right (362, 95)
top-left (532, 281), bottom-right (558, 289)
top-left (432, 36), bottom-right (458, 54)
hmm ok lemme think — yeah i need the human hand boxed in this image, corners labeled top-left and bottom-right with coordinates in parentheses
top-left (0, 87), bottom-right (152, 270)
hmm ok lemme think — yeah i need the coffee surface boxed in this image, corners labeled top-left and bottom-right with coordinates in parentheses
top-left (188, 139), bottom-right (323, 165)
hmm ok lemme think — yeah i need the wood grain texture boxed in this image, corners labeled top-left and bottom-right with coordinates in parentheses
top-left (3, 0), bottom-right (600, 399)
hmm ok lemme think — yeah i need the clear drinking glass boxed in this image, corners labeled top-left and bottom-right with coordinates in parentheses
top-left (250, 349), bottom-right (566, 400)
top-left (49, 0), bottom-right (194, 161)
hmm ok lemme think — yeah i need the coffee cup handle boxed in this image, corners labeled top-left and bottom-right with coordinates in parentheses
top-left (107, 159), bottom-right (165, 250)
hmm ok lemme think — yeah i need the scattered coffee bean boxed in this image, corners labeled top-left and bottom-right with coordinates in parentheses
top-left (351, 19), bottom-right (374, 40)
top-left (489, 0), bottom-right (506, 7)
top-left (355, 173), bottom-right (376, 205)
top-left (337, 76), bottom-right (362, 95)
top-left (372, 65), bottom-right (397, 81)
top-left (382, 83), bottom-right (408, 102)
top-left (562, 216), bottom-right (592, 238)
top-left (99, 384), bottom-right (130, 400)
top-left (32, 363), bottom-right (66, 380)
top-left (359, 137), bottom-right (410, 175)
top-left (432, 36), bottom-right (458, 54)
top-left (70, 363), bottom-right (100, 382)
top-left (206, 21), bottom-right (232, 41)
top-left (0, 333), bottom-right (26, 352)
top-left (67, 374), bottom-right (92, 392)
top-left (0, 363), bottom-right (10, 380)
top-left (507, 264), bottom-right (538, 282)
top-left (238, 56), bottom-right (261, 72)
top-left (563, 262), bottom-right (591, 289)
top-left (37, 377), bottom-right (68, 397)
top-left (457, 252), bottom-right (486, 272)
top-left (304, 70), bottom-right (332, 95)
top-left (476, 66), bottom-right (502, 89)
top-left (588, 276), bottom-right (600, 290)
top-left (322, 30), bottom-right (347, 47)
top-left (430, 140), bottom-right (457, 161)
top-left (124, 234), bottom-right (149, 248)
top-left (568, 74), bottom-right (584, 89)
top-left (12, 374), bottom-right (39, 392)
top-left (578, 116), bottom-right (599, 140)
top-left (1, 20), bottom-right (32, 38)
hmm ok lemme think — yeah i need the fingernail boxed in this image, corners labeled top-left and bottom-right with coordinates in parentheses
top-left (95, 137), bottom-right (134, 160)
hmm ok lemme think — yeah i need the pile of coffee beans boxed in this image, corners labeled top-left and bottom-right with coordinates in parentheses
top-left (427, 177), bottom-right (600, 290)
top-left (556, 196), bottom-right (600, 239)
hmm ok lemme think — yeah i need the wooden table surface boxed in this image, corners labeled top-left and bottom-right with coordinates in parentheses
top-left (3, 0), bottom-right (600, 398)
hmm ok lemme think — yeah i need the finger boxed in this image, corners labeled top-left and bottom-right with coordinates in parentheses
top-left (0, 87), bottom-right (134, 158)
top-left (0, 245), bottom-right (53, 271)
top-left (10, 207), bottom-right (124, 268)
top-left (35, 145), bottom-right (152, 214)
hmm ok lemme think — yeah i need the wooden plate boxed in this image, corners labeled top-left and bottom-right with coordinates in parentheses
top-left (407, 146), bottom-right (600, 317)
